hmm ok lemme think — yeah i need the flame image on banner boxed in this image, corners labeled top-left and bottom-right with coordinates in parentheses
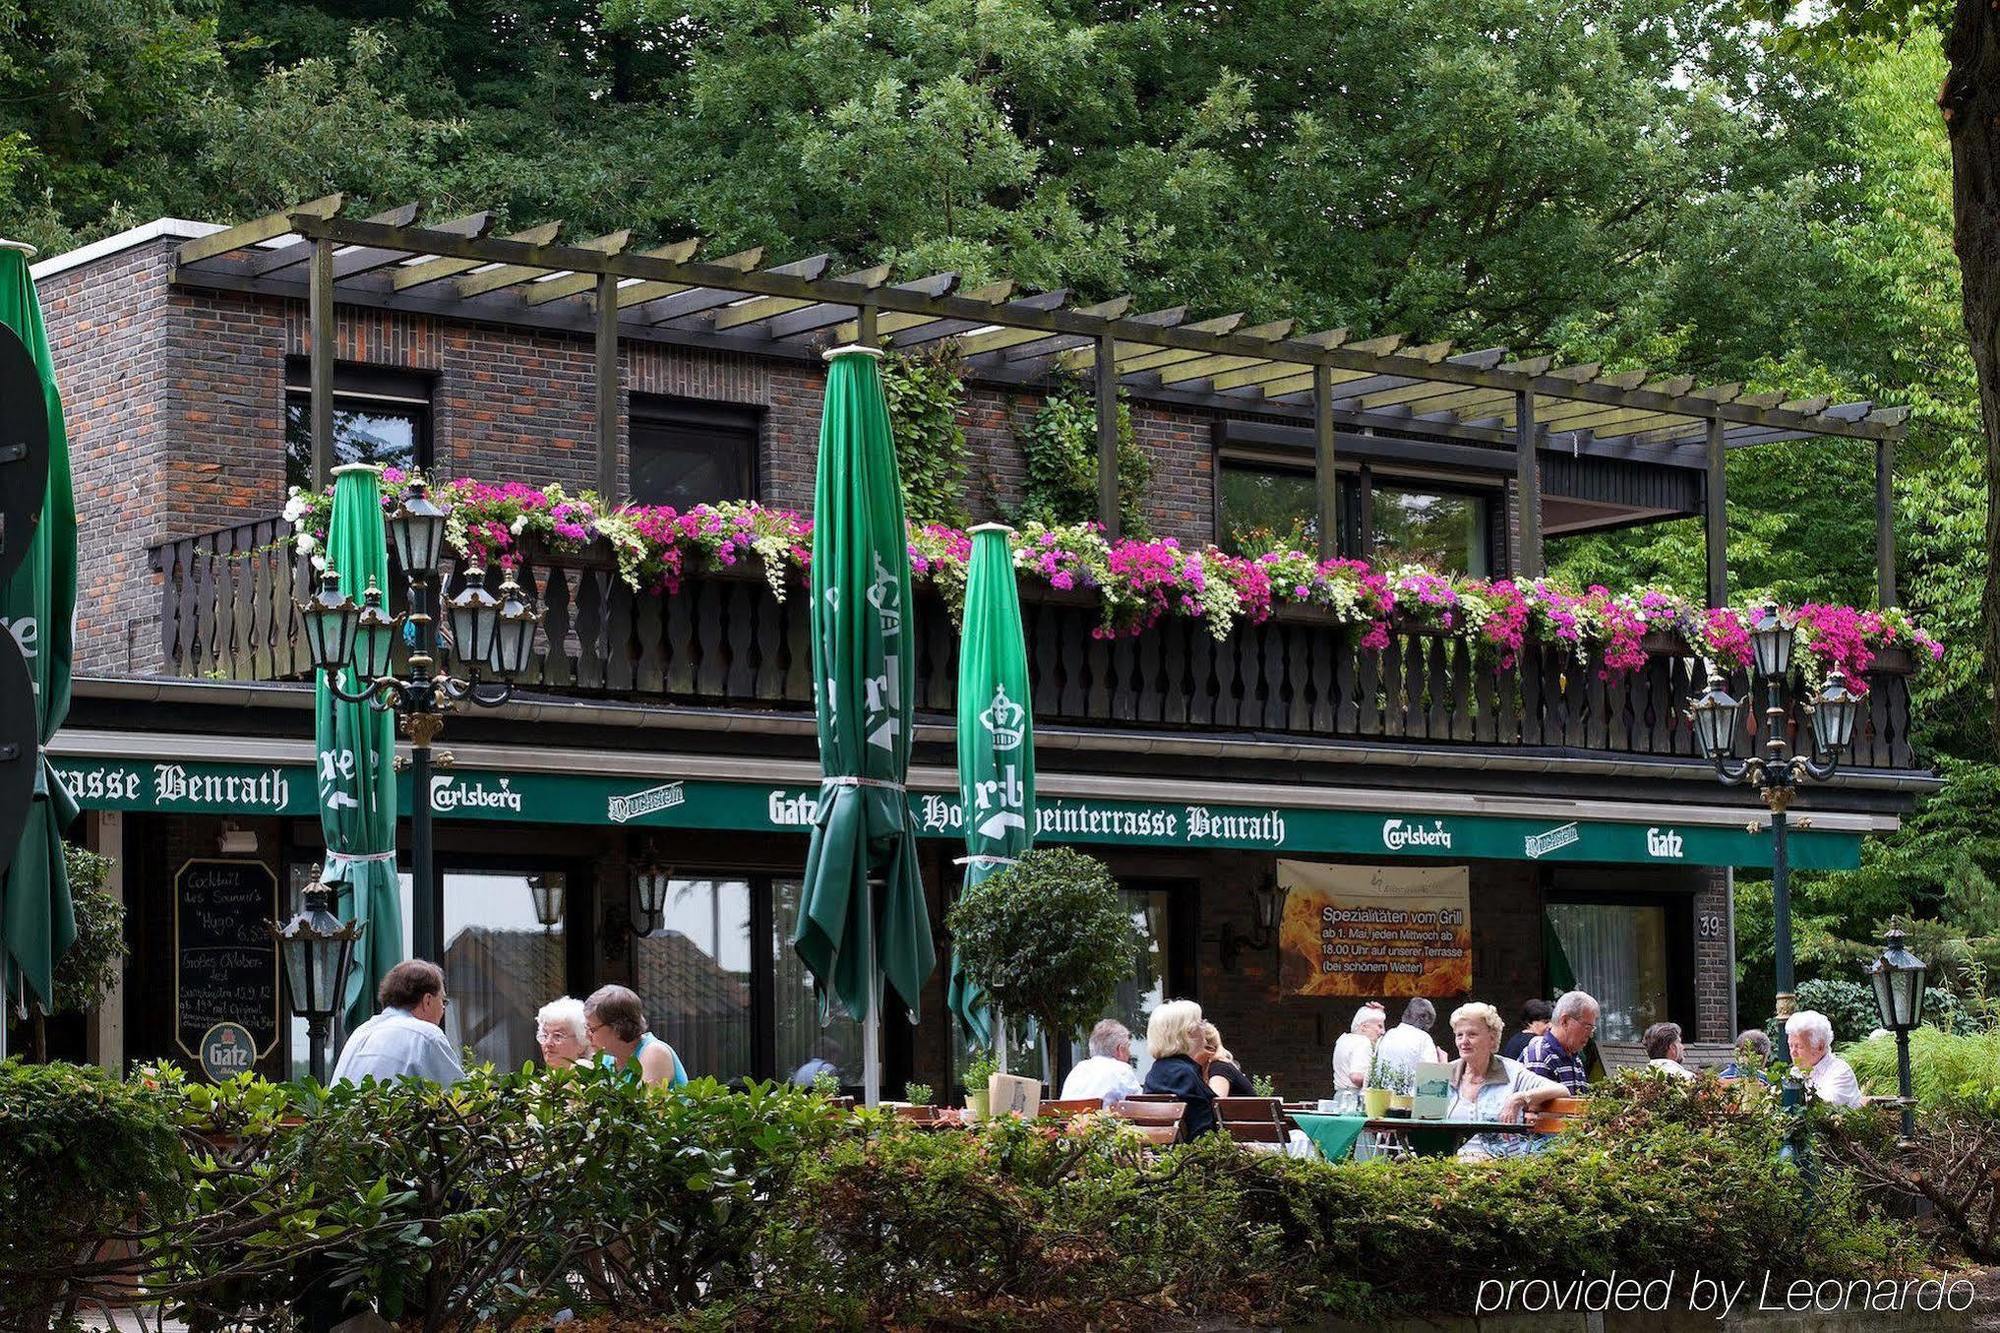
top-left (1278, 859), bottom-right (1472, 998)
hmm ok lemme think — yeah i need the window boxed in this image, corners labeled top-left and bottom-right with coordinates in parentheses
top-left (1370, 485), bottom-right (1491, 576)
top-left (1218, 458), bottom-right (1343, 556)
top-left (634, 878), bottom-right (755, 1083)
top-left (629, 397), bottom-right (760, 507)
top-left (283, 364), bottom-right (432, 493)
top-left (1067, 887), bottom-right (1176, 1081)
top-left (772, 877), bottom-right (864, 1087)
top-left (1544, 902), bottom-right (1672, 1044)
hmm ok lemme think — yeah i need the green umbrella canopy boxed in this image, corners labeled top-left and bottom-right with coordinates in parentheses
top-left (315, 464), bottom-right (403, 1033)
top-left (0, 243), bottom-right (77, 1015)
top-left (948, 524), bottom-right (1035, 1045)
top-left (793, 346), bottom-right (933, 1023)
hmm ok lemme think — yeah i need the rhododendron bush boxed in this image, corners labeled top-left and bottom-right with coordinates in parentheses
top-left (288, 474), bottom-right (1941, 692)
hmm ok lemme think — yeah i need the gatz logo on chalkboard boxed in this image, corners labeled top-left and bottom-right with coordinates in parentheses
top-left (199, 1022), bottom-right (258, 1081)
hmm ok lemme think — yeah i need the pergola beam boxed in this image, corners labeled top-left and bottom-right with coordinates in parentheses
top-left (172, 209), bottom-right (1908, 447)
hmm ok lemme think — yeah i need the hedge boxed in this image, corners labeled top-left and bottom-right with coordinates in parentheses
top-left (0, 1061), bottom-right (1930, 1331)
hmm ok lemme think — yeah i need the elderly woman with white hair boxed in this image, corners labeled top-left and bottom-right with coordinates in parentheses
top-left (1785, 1010), bottom-right (1864, 1107)
top-left (1446, 1001), bottom-right (1566, 1160)
top-left (1140, 999), bottom-right (1218, 1138)
top-left (535, 996), bottom-right (591, 1069)
top-left (1330, 1002), bottom-right (1386, 1110)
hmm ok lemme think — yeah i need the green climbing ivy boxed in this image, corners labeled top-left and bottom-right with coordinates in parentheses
top-left (1013, 375), bottom-right (1151, 537)
top-left (882, 347), bottom-right (971, 528)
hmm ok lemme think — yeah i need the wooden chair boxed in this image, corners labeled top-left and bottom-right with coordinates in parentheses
top-left (1216, 1095), bottom-right (1289, 1148)
top-left (1039, 1097), bottom-right (1105, 1116)
top-left (1527, 1096), bottom-right (1589, 1134)
top-left (1110, 1097), bottom-right (1187, 1145)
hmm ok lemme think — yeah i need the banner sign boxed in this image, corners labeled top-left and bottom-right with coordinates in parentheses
top-left (1278, 860), bottom-right (1473, 998)
top-left (52, 756), bottom-right (1865, 870)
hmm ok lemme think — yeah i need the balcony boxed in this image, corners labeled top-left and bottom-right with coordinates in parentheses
top-left (148, 517), bottom-right (1922, 771)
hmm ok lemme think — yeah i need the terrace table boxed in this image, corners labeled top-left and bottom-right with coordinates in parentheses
top-left (1287, 1113), bottom-right (1551, 1161)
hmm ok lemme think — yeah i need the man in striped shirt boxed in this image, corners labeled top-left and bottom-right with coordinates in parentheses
top-left (1521, 990), bottom-right (1598, 1095)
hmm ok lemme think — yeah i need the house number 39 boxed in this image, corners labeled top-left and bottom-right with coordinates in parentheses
top-left (1698, 914), bottom-right (1725, 940)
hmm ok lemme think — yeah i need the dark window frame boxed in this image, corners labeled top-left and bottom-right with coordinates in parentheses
top-left (1360, 467), bottom-right (1502, 576)
top-left (1213, 450), bottom-right (1362, 558)
top-left (1542, 884), bottom-right (1699, 1042)
top-left (627, 394), bottom-right (763, 507)
top-left (282, 359), bottom-right (435, 493)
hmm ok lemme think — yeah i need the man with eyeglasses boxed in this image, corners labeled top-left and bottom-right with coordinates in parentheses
top-left (1520, 990), bottom-right (1598, 1095)
top-left (331, 959), bottom-right (465, 1086)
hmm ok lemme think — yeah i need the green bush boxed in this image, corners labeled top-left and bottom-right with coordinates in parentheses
top-left (1014, 380), bottom-right (1151, 537)
top-left (0, 1060), bottom-right (188, 1329)
top-left (1845, 1026), bottom-right (2000, 1107)
top-left (882, 346), bottom-right (970, 528)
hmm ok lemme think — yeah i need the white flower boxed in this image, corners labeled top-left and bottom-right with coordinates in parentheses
top-left (295, 533), bottom-right (316, 556)
top-left (310, 554), bottom-right (328, 573)
top-left (282, 496), bottom-right (308, 524)
top-left (510, 516), bottom-right (528, 536)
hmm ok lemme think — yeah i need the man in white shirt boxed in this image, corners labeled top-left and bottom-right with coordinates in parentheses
top-left (1643, 1021), bottom-right (1695, 1078)
top-left (1061, 1018), bottom-right (1143, 1105)
top-left (1374, 998), bottom-right (1444, 1083)
top-left (331, 959), bottom-right (465, 1086)
top-left (1786, 1009), bottom-right (1863, 1108)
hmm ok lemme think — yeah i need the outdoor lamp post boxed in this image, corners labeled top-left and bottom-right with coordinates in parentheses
top-left (299, 479), bottom-right (543, 961)
top-left (1869, 929), bottom-right (1927, 1144)
top-left (1687, 605), bottom-right (1862, 1019)
top-left (271, 874), bottom-right (364, 1082)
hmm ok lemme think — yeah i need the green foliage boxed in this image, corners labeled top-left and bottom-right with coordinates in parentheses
top-left (0, 1060), bottom-right (188, 1328)
top-left (1845, 1028), bottom-right (2000, 1110)
top-left (51, 842), bottom-right (124, 1017)
top-left (1013, 381), bottom-right (1150, 537)
top-left (1251, 1072), bottom-right (1277, 1099)
top-left (946, 847), bottom-right (1140, 1043)
top-left (881, 346), bottom-right (970, 528)
top-left (961, 1050), bottom-right (998, 1093)
top-left (902, 1081), bottom-right (932, 1106)
top-left (811, 1067), bottom-right (840, 1098)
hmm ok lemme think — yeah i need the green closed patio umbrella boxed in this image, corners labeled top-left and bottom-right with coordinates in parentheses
top-left (0, 241), bottom-right (78, 1041)
top-left (793, 344), bottom-right (933, 1106)
top-left (316, 464), bottom-right (402, 1036)
top-left (947, 523), bottom-right (1035, 1053)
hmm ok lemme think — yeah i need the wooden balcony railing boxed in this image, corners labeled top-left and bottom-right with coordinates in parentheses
top-left (148, 518), bottom-right (1922, 770)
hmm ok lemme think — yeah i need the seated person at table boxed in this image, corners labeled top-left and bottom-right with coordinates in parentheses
top-left (1140, 999), bottom-right (1218, 1138)
top-left (1522, 989), bottom-right (1598, 1094)
top-left (1061, 1019), bottom-right (1143, 1106)
top-left (1331, 1002), bottom-right (1385, 1102)
top-left (1446, 1001), bottom-right (1566, 1161)
top-left (1200, 1022), bottom-right (1256, 1097)
top-left (535, 996), bottom-right (591, 1069)
top-left (1720, 1029), bottom-right (1774, 1083)
top-left (585, 984), bottom-right (689, 1088)
top-left (1786, 1010), bottom-right (1863, 1108)
top-left (1501, 998), bottom-right (1552, 1062)
top-left (1376, 997), bottom-right (1446, 1083)
top-left (1643, 1021), bottom-right (1695, 1078)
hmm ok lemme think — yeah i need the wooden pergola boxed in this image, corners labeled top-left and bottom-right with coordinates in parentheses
top-left (171, 196), bottom-right (1911, 607)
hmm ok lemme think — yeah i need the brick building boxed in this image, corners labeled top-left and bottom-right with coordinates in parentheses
top-left (32, 211), bottom-right (1928, 1099)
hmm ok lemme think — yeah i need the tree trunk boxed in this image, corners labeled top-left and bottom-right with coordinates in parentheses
top-left (1944, 2), bottom-right (2000, 751)
top-left (28, 1005), bottom-right (45, 1063)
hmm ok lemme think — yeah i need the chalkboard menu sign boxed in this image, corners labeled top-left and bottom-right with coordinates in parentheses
top-left (174, 858), bottom-right (280, 1066)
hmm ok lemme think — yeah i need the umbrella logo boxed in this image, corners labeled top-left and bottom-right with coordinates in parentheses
top-left (866, 552), bottom-right (901, 637)
top-left (980, 685), bottom-right (1026, 751)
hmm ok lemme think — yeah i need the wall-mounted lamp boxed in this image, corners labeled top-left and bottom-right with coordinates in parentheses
top-left (1209, 874), bottom-right (1281, 972)
top-left (607, 844), bottom-right (674, 965)
top-left (527, 874), bottom-right (565, 934)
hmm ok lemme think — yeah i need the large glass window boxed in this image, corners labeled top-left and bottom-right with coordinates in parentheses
top-left (1545, 902), bottom-right (1671, 1044)
top-left (773, 877), bottom-right (865, 1087)
top-left (1095, 888), bottom-right (1174, 1081)
top-left (629, 397), bottom-right (759, 507)
top-left (283, 365), bottom-right (432, 494)
top-left (633, 878), bottom-right (754, 1084)
top-left (1218, 460), bottom-right (1334, 556)
top-left (1370, 486), bottom-right (1491, 575)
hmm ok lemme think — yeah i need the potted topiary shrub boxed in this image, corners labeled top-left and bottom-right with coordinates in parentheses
top-left (962, 1053), bottom-right (998, 1120)
top-left (1364, 1054), bottom-right (1397, 1118)
top-left (946, 846), bottom-right (1140, 1078)
top-left (897, 1082), bottom-right (936, 1122)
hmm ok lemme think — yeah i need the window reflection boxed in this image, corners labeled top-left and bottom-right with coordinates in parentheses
top-left (633, 878), bottom-right (754, 1084)
top-left (773, 878), bottom-right (863, 1087)
top-left (1219, 463), bottom-right (1333, 556)
top-left (284, 398), bottom-right (426, 493)
top-left (1371, 487), bottom-right (1489, 575)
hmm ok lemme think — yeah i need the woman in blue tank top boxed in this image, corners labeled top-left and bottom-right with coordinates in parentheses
top-left (583, 984), bottom-right (689, 1087)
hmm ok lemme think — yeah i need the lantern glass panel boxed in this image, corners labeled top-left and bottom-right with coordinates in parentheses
top-left (447, 572), bottom-right (501, 668)
top-left (1690, 686), bottom-right (1743, 761)
top-left (1750, 609), bottom-right (1794, 680)
top-left (281, 931), bottom-right (313, 1014)
top-left (303, 577), bottom-right (360, 674)
top-left (1811, 684), bottom-right (1861, 757)
top-left (388, 487), bottom-right (448, 575)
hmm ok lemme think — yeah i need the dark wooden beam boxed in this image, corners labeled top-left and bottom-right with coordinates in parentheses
top-left (1314, 363), bottom-right (1337, 560)
top-left (1097, 334), bottom-right (1120, 539)
top-left (1877, 437), bottom-right (1896, 608)
top-left (1705, 415), bottom-right (1728, 608)
top-left (1515, 389), bottom-right (1542, 577)
top-left (271, 214), bottom-right (1901, 445)
top-left (309, 238), bottom-right (335, 489)
top-left (596, 271), bottom-right (619, 498)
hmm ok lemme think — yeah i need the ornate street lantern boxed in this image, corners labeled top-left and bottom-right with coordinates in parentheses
top-left (1869, 929), bottom-right (1927, 1144)
top-left (1749, 605), bottom-right (1795, 681)
top-left (271, 875), bottom-right (364, 1082)
top-left (1687, 673), bottom-right (1746, 762)
top-left (528, 874), bottom-right (565, 934)
top-left (352, 579), bottom-right (398, 683)
top-left (301, 571), bottom-right (361, 676)
top-left (387, 480), bottom-right (449, 576)
top-left (487, 574), bottom-right (540, 679)
top-left (446, 567), bottom-right (502, 670)
top-left (1810, 681), bottom-right (1863, 759)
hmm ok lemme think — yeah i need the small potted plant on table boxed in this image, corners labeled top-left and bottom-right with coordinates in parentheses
top-left (897, 1082), bottom-right (936, 1122)
top-left (963, 1053), bottom-right (998, 1120)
